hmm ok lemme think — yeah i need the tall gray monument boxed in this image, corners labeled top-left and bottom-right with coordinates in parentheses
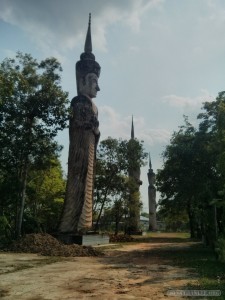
top-left (59, 14), bottom-right (101, 235)
top-left (129, 116), bottom-right (142, 186)
top-left (148, 154), bottom-right (157, 231)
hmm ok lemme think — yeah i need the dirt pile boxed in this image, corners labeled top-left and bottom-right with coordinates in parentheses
top-left (7, 233), bottom-right (103, 257)
top-left (109, 234), bottom-right (135, 243)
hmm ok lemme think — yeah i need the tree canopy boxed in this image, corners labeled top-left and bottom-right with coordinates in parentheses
top-left (156, 92), bottom-right (225, 247)
top-left (0, 52), bottom-right (69, 238)
top-left (94, 137), bottom-right (147, 234)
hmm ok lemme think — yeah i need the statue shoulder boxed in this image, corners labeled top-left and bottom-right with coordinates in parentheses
top-left (71, 95), bottom-right (91, 108)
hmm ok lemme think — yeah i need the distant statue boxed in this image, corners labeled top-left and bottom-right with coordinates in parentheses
top-left (148, 154), bottom-right (157, 231)
top-left (126, 116), bottom-right (142, 233)
top-left (59, 14), bottom-right (101, 234)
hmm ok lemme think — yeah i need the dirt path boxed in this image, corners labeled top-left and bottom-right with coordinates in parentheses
top-left (0, 241), bottom-right (198, 300)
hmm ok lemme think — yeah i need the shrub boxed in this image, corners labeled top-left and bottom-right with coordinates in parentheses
top-left (215, 237), bottom-right (225, 262)
top-left (0, 216), bottom-right (11, 247)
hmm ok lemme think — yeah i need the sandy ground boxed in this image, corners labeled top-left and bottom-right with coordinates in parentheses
top-left (0, 241), bottom-right (198, 300)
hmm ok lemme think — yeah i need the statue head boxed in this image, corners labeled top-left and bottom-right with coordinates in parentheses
top-left (75, 14), bottom-right (101, 98)
top-left (78, 72), bottom-right (100, 98)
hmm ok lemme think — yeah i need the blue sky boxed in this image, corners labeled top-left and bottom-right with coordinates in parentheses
top-left (1, 0), bottom-right (225, 211)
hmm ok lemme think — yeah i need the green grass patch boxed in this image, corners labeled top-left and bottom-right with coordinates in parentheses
top-left (146, 243), bottom-right (225, 299)
top-left (145, 232), bottom-right (191, 239)
top-left (175, 244), bottom-right (225, 296)
top-left (132, 232), bottom-right (192, 244)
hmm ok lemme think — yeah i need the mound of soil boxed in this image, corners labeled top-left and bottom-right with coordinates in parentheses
top-left (109, 234), bottom-right (135, 243)
top-left (7, 233), bottom-right (103, 257)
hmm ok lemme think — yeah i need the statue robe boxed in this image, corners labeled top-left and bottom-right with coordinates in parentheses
top-left (59, 95), bottom-right (99, 233)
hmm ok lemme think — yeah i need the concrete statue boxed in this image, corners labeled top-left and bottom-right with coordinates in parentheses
top-left (148, 154), bottom-right (157, 231)
top-left (59, 14), bottom-right (101, 235)
top-left (127, 116), bottom-right (142, 233)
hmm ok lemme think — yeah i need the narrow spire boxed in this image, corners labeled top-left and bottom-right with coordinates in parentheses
top-left (84, 13), bottom-right (92, 53)
top-left (131, 115), bottom-right (134, 139)
top-left (149, 153), bottom-right (152, 169)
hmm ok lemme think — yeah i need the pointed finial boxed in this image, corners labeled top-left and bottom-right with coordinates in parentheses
top-left (84, 13), bottom-right (92, 53)
top-left (131, 115), bottom-right (134, 139)
top-left (149, 153), bottom-right (152, 169)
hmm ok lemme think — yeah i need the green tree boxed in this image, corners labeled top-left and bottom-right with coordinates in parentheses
top-left (125, 138), bottom-right (147, 233)
top-left (156, 115), bottom-right (219, 239)
top-left (157, 92), bottom-right (225, 246)
top-left (197, 91), bottom-right (225, 240)
top-left (94, 137), bottom-right (147, 233)
top-left (25, 158), bottom-right (66, 233)
top-left (141, 212), bottom-right (149, 218)
top-left (94, 138), bottom-right (127, 230)
top-left (125, 178), bottom-right (143, 233)
top-left (157, 197), bottom-right (189, 232)
top-left (156, 117), bottom-right (199, 237)
top-left (0, 52), bottom-right (69, 237)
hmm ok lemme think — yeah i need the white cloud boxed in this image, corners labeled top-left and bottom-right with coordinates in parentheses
top-left (99, 105), bottom-right (171, 146)
top-left (195, 2), bottom-right (225, 54)
top-left (129, 45), bottom-right (140, 53)
top-left (0, 0), bottom-right (164, 55)
top-left (163, 90), bottom-right (215, 109)
top-left (98, 105), bottom-right (130, 139)
top-left (124, 0), bottom-right (164, 32)
top-left (2, 48), bottom-right (16, 59)
top-left (139, 129), bottom-right (171, 145)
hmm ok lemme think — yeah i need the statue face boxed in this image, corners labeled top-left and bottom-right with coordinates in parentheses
top-left (79, 73), bottom-right (100, 98)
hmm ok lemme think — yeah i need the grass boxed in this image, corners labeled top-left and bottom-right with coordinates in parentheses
top-left (145, 231), bottom-right (191, 239)
top-left (3, 256), bottom-right (64, 274)
top-left (135, 233), bottom-right (225, 299)
top-left (172, 243), bottom-right (225, 299)
top-left (132, 231), bottom-right (193, 244)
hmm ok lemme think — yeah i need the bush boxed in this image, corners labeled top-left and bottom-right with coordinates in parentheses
top-left (0, 216), bottom-right (11, 247)
top-left (215, 237), bottom-right (225, 262)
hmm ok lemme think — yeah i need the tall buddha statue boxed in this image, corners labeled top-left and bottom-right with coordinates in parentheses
top-left (59, 14), bottom-right (101, 234)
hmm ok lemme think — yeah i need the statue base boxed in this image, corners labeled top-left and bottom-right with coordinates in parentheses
top-left (53, 232), bottom-right (109, 246)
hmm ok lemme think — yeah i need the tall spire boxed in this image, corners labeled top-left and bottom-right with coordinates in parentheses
top-left (149, 152), bottom-right (152, 169)
top-left (84, 13), bottom-right (92, 53)
top-left (131, 115), bottom-right (134, 139)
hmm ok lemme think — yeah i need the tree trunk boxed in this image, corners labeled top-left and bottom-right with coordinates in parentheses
top-left (187, 201), bottom-right (195, 238)
top-left (94, 173), bottom-right (116, 231)
top-left (15, 160), bottom-right (28, 238)
top-left (114, 204), bottom-right (122, 235)
top-left (114, 217), bottom-right (119, 235)
top-left (94, 190), bottom-right (108, 231)
top-left (15, 117), bottom-right (33, 238)
top-left (214, 205), bottom-right (218, 240)
top-left (210, 205), bottom-right (218, 249)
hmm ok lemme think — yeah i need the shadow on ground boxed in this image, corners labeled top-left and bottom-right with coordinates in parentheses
top-left (96, 237), bottom-right (225, 299)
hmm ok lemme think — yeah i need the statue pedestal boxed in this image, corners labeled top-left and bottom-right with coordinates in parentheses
top-left (54, 233), bottom-right (109, 246)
